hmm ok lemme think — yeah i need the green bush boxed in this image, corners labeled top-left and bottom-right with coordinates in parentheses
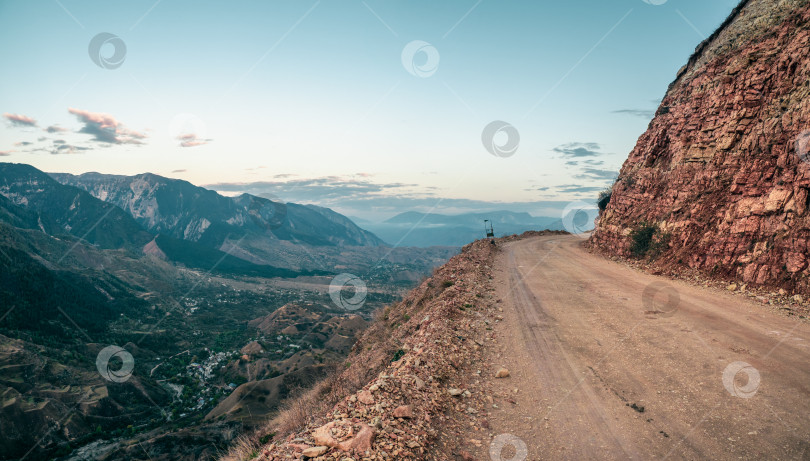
top-left (629, 222), bottom-right (670, 259)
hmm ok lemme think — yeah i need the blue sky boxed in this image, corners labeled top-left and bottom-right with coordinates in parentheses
top-left (0, 0), bottom-right (739, 220)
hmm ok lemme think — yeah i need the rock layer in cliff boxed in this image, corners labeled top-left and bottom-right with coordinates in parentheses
top-left (590, 0), bottom-right (810, 292)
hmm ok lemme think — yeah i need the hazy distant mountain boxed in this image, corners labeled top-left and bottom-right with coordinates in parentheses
top-left (51, 171), bottom-right (384, 248)
top-left (384, 210), bottom-right (551, 226)
top-left (364, 210), bottom-right (565, 247)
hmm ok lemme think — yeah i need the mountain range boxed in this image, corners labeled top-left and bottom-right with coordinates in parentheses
top-left (360, 210), bottom-right (566, 247)
top-left (50, 171), bottom-right (384, 248)
top-left (0, 163), bottom-right (459, 276)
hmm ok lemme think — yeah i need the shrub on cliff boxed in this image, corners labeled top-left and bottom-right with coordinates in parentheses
top-left (629, 222), bottom-right (670, 259)
top-left (597, 188), bottom-right (612, 211)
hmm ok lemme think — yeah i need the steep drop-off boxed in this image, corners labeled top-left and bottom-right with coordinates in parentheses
top-left (590, 0), bottom-right (810, 292)
top-left (222, 234), bottom-right (577, 459)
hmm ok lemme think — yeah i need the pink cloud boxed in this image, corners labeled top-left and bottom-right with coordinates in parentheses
top-left (68, 107), bottom-right (147, 144)
top-left (176, 132), bottom-right (211, 148)
top-left (0, 150), bottom-right (12, 156)
top-left (3, 113), bottom-right (37, 127)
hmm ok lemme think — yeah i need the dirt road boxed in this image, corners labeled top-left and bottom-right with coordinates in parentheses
top-left (482, 234), bottom-right (810, 460)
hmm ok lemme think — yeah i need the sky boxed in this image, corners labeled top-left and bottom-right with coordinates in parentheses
top-left (0, 0), bottom-right (740, 221)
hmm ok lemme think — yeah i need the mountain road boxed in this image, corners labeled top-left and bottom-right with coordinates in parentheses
top-left (482, 234), bottom-right (810, 460)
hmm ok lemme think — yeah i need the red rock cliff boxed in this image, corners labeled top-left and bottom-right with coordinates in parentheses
top-left (589, 0), bottom-right (810, 291)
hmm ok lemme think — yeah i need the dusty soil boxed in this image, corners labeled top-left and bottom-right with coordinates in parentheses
top-left (461, 234), bottom-right (810, 460)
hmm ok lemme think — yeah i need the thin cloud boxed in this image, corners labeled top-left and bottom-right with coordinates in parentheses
top-left (0, 150), bottom-right (12, 156)
top-left (45, 125), bottom-right (68, 133)
top-left (207, 177), bottom-right (576, 221)
top-left (209, 177), bottom-right (419, 202)
top-left (575, 167), bottom-right (618, 181)
top-left (552, 142), bottom-right (604, 158)
top-left (556, 184), bottom-right (605, 194)
top-left (3, 113), bottom-right (37, 127)
top-left (49, 143), bottom-right (91, 155)
top-left (612, 109), bottom-right (655, 118)
top-left (68, 107), bottom-right (147, 144)
top-left (171, 169), bottom-right (187, 173)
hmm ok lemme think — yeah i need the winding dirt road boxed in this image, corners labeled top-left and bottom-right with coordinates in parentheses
top-left (483, 234), bottom-right (810, 460)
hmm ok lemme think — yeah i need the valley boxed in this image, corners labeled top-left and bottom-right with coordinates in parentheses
top-left (0, 163), bottom-right (455, 460)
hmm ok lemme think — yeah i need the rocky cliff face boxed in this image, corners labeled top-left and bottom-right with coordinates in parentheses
top-left (589, 0), bottom-right (810, 292)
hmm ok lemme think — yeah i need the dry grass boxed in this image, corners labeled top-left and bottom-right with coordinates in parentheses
top-left (218, 381), bottom-right (336, 460)
top-left (219, 435), bottom-right (261, 461)
top-left (271, 384), bottom-right (322, 436)
top-left (218, 310), bottom-right (394, 460)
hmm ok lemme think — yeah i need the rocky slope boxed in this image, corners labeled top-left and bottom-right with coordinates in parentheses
top-left (589, 0), bottom-right (810, 292)
top-left (224, 231), bottom-right (566, 460)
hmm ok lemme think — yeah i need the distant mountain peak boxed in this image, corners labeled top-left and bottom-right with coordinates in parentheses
top-left (50, 170), bottom-right (383, 247)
